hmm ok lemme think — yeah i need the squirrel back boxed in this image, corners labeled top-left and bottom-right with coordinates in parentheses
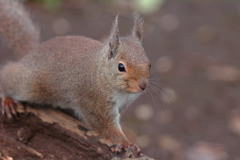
top-left (0, 0), bottom-right (40, 58)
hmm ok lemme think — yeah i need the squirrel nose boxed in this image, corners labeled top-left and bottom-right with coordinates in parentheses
top-left (139, 83), bottom-right (147, 91)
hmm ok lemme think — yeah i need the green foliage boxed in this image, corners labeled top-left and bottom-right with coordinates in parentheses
top-left (24, 0), bottom-right (63, 10)
top-left (25, 0), bottom-right (166, 13)
top-left (134, 0), bottom-right (166, 14)
top-left (42, 0), bottom-right (63, 10)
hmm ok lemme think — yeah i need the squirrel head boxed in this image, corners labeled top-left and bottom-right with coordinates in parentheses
top-left (103, 13), bottom-right (150, 94)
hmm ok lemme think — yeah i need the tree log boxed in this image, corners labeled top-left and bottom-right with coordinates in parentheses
top-left (0, 105), bottom-right (154, 160)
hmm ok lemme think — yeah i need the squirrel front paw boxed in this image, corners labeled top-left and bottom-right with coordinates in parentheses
top-left (98, 132), bottom-right (143, 158)
top-left (110, 143), bottom-right (142, 158)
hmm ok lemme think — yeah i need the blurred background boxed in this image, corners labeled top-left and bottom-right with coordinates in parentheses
top-left (1, 0), bottom-right (240, 159)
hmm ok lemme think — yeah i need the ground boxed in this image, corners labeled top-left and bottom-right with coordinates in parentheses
top-left (0, 0), bottom-right (240, 160)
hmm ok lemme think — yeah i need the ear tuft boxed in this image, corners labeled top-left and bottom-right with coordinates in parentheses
top-left (108, 15), bottom-right (120, 59)
top-left (132, 12), bottom-right (144, 42)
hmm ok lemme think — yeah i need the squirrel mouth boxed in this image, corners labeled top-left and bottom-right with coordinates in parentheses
top-left (125, 83), bottom-right (148, 94)
top-left (124, 79), bottom-right (148, 93)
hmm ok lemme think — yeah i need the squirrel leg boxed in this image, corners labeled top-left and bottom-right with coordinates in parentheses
top-left (82, 109), bottom-right (142, 157)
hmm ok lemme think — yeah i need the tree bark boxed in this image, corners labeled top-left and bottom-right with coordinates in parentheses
top-left (0, 105), bottom-right (154, 160)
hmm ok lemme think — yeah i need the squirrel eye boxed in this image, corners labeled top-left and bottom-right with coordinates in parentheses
top-left (118, 63), bottom-right (126, 72)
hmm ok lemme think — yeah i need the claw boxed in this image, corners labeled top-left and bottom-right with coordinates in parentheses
top-left (15, 101), bottom-right (25, 113)
top-left (1, 97), bottom-right (21, 119)
top-left (10, 103), bottom-right (17, 115)
top-left (1, 102), bottom-right (5, 115)
top-left (6, 105), bottom-right (13, 119)
top-left (110, 144), bottom-right (124, 153)
top-left (131, 144), bottom-right (141, 154)
top-left (110, 143), bottom-right (142, 158)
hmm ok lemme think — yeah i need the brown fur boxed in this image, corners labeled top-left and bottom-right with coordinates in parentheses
top-left (0, 0), bottom-right (39, 58)
top-left (0, 0), bottom-right (150, 152)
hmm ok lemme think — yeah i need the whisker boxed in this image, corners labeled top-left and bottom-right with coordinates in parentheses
top-left (148, 84), bottom-right (168, 121)
top-left (150, 72), bottom-right (159, 79)
top-left (148, 85), bottom-right (163, 110)
top-left (149, 79), bottom-right (189, 93)
top-left (146, 86), bottom-right (159, 110)
top-left (146, 87), bottom-right (155, 110)
top-left (150, 82), bottom-right (175, 108)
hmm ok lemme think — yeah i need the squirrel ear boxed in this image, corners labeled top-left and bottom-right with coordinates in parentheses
top-left (108, 15), bottom-right (120, 59)
top-left (132, 12), bottom-right (144, 42)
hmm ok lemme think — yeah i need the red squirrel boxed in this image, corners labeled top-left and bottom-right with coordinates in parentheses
top-left (0, 0), bottom-right (151, 157)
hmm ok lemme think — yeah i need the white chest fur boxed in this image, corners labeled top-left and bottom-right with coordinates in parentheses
top-left (113, 92), bottom-right (141, 130)
top-left (112, 92), bottom-right (141, 111)
top-left (110, 92), bottom-right (141, 131)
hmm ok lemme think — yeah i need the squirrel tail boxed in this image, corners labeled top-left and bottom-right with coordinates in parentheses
top-left (0, 0), bottom-right (40, 58)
